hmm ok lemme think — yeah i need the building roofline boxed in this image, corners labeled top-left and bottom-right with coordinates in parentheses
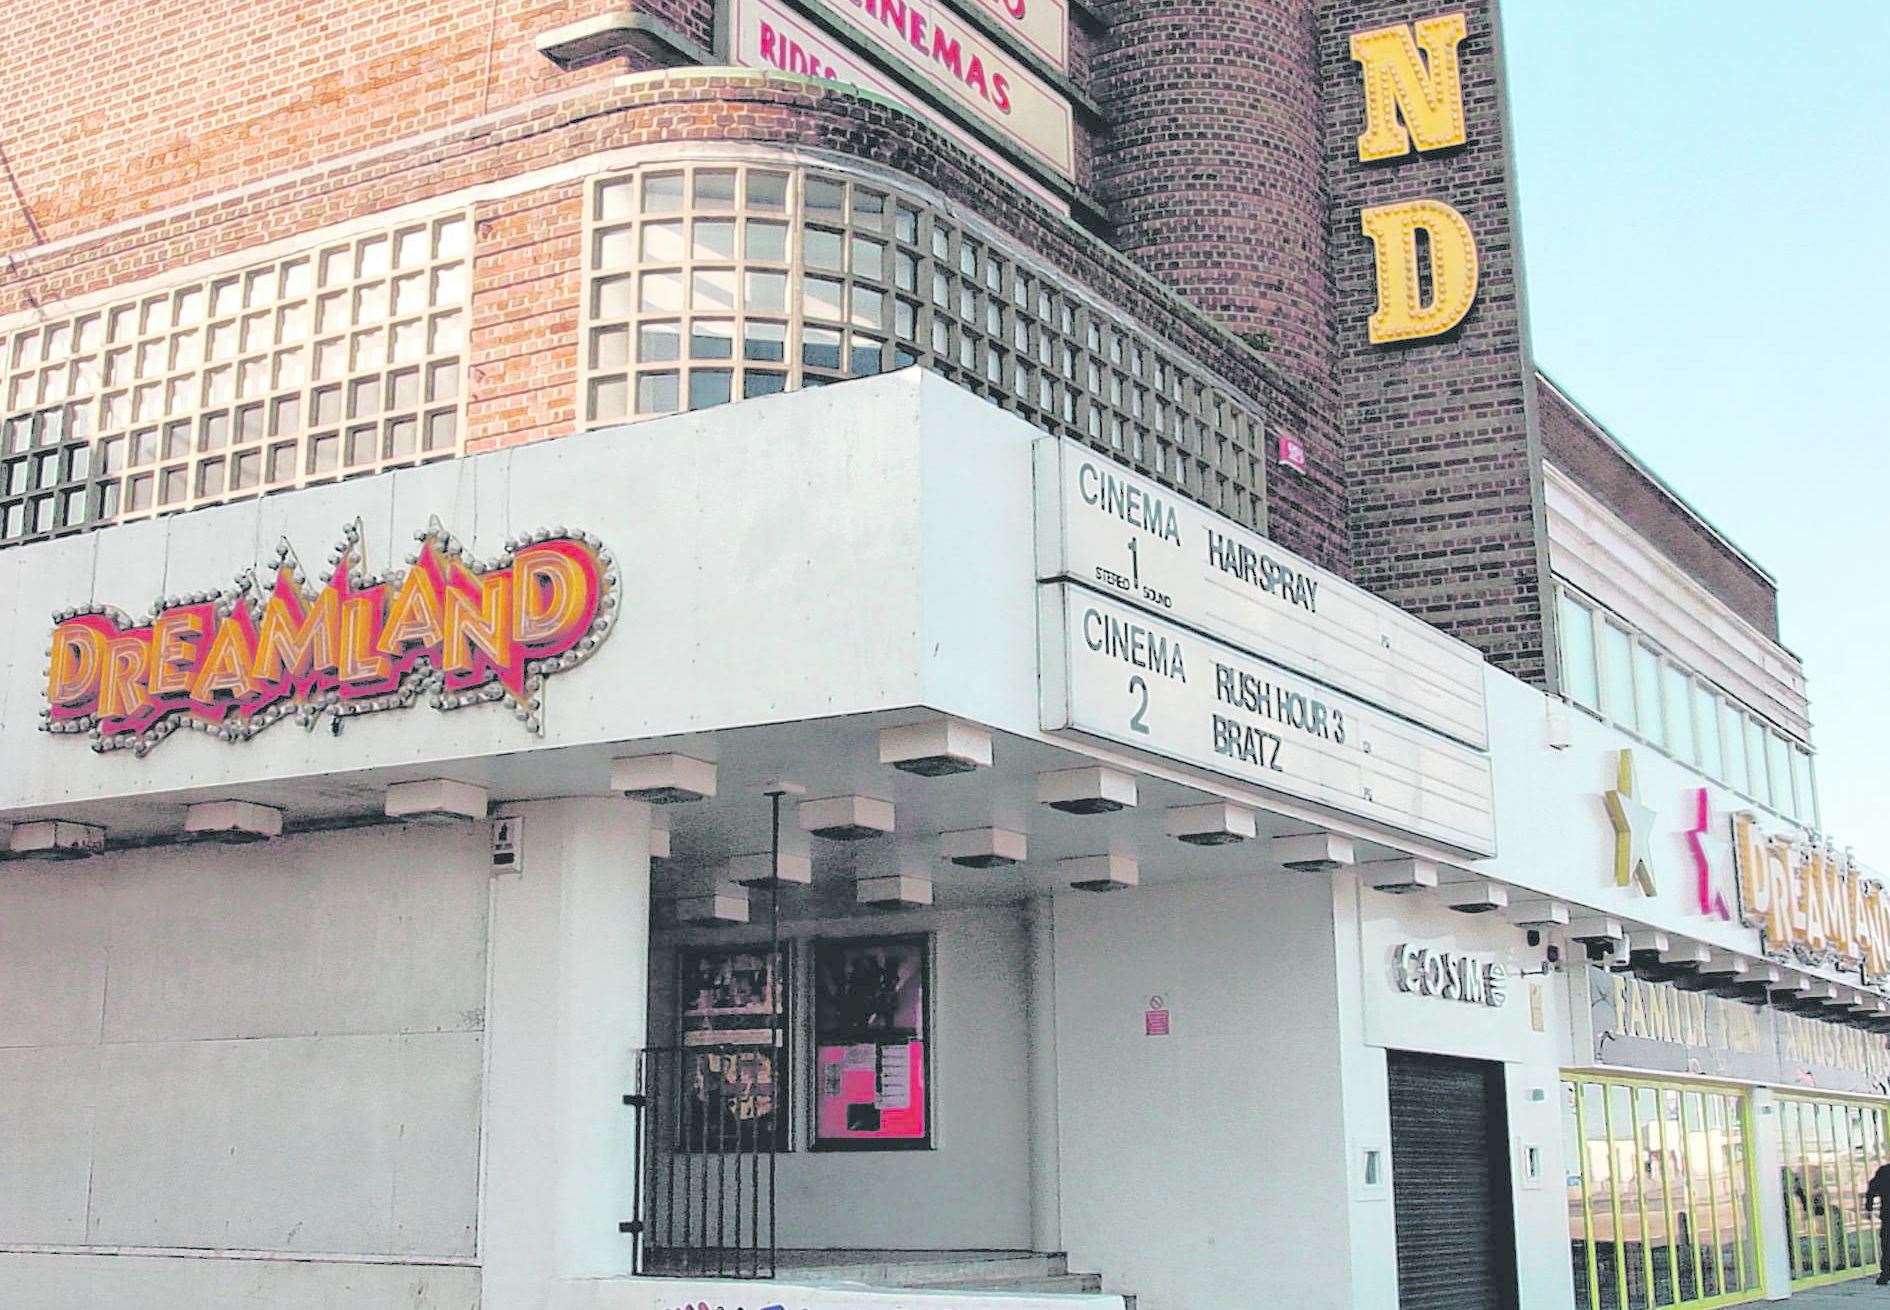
top-left (1535, 370), bottom-right (1778, 587)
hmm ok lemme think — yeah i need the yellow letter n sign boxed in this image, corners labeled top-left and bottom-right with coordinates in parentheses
top-left (1350, 11), bottom-right (1479, 344)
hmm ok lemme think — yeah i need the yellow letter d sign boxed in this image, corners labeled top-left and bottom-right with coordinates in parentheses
top-left (1360, 199), bottom-right (1479, 344)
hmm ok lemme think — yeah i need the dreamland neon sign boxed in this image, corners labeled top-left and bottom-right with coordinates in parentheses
top-left (41, 518), bottom-right (615, 754)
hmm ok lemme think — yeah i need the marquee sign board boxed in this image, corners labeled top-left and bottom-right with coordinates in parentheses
top-left (723, 0), bottom-right (1065, 209)
top-left (795, 0), bottom-right (1076, 177)
top-left (1033, 438), bottom-right (1489, 749)
top-left (41, 518), bottom-right (615, 754)
top-left (1038, 581), bottom-right (1497, 855)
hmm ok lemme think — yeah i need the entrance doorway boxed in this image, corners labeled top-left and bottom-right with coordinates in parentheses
top-left (1387, 1050), bottom-right (1520, 1310)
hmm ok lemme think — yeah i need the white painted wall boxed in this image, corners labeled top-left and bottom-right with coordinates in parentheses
top-left (1342, 874), bottom-right (1574, 1310)
top-left (0, 1254), bottom-right (479, 1309)
top-left (1053, 872), bottom-right (1358, 1310)
top-left (0, 374), bottom-right (955, 817)
top-left (649, 904), bottom-right (1036, 1251)
top-left (1476, 668), bottom-right (1772, 958)
top-left (0, 823), bottom-right (487, 1302)
top-left (0, 372), bottom-right (1479, 877)
top-left (1544, 463), bottom-right (1809, 740)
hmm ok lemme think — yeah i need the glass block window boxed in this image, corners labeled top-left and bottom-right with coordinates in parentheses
top-left (580, 162), bottom-right (1267, 530)
top-left (0, 404), bottom-right (93, 545)
top-left (0, 211), bottom-right (471, 548)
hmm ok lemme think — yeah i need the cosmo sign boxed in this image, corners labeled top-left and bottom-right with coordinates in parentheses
top-left (41, 519), bottom-right (615, 754)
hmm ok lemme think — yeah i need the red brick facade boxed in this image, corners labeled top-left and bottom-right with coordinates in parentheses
top-left (1088, 0), bottom-right (1346, 573)
top-left (1090, 0), bottom-right (1330, 386)
top-left (0, 0), bottom-right (628, 254)
top-left (1538, 376), bottom-right (1780, 641)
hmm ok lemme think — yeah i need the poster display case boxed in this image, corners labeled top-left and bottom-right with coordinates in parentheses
top-left (677, 946), bottom-right (790, 1151)
top-left (812, 935), bottom-right (932, 1149)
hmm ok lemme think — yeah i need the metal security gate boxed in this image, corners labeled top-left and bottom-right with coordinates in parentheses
top-left (1388, 1051), bottom-right (1520, 1310)
top-left (624, 787), bottom-right (794, 1279)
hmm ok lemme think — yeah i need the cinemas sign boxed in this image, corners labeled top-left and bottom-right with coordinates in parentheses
top-left (722, 0), bottom-right (1075, 181)
top-left (41, 519), bottom-right (615, 753)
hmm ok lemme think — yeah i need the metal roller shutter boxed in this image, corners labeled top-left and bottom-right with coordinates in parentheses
top-left (1387, 1051), bottom-right (1519, 1310)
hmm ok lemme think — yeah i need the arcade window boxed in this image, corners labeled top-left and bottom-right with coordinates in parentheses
top-left (1563, 1074), bottom-right (1762, 1309)
top-left (1776, 1092), bottom-right (1890, 1287)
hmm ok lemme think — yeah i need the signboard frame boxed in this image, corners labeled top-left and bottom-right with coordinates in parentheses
top-left (676, 944), bottom-right (793, 1151)
top-left (809, 933), bottom-right (934, 1150)
top-left (1033, 437), bottom-right (1489, 751)
top-left (790, 0), bottom-right (1074, 177)
top-left (961, 0), bottom-right (1068, 71)
top-left (719, 0), bottom-right (1073, 208)
top-left (1038, 580), bottom-right (1497, 855)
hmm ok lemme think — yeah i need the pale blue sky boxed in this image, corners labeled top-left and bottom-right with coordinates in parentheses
top-left (1502, 3), bottom-right (1890, 858)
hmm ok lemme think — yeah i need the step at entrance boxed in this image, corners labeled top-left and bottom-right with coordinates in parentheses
top-left (772, 1249), bottom-right (1110, 1296)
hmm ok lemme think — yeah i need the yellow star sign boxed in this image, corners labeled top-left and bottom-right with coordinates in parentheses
top-left (1605, 749), bottom-right (1657, 896)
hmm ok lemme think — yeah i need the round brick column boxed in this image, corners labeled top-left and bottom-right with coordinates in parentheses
top-left (1091, 0), bottom-right (1331, 388)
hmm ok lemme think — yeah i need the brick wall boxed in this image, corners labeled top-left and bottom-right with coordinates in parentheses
top-left (0, 0), bottom-right (670, 259)
top-left (1088, 0), bottom-right (1347, 573)
top-left (467, 183), bottom-right (584, 453)
top-left (1319, 0), bottom-right (1553, 685)
top-left (1538, 376), bottom-right (1780, 641)
top-left (1090, 0), bottom-right (1330, 387)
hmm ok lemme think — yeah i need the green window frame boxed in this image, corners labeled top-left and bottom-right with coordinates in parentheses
top-left (1564, 1072), bottom-right (1764, 1309)
top-left (1779, 1092), bottom-right (1890, 1289)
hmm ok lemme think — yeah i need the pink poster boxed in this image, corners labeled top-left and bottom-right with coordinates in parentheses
top-left (814, 1040), bottom-right (928, 1140)
top-left (812, 936), bottom-right (930, 1147)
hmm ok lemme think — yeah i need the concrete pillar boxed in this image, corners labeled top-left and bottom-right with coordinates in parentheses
top-left (1026, 896), bottom-right (1062, 1253)
top-left (480, 796), bottom-right (653, 1308)
top-left (1748, 1088), bottom-right (1792, 1301)
top-left (1333, 874), bottom-right (1392, 1309)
